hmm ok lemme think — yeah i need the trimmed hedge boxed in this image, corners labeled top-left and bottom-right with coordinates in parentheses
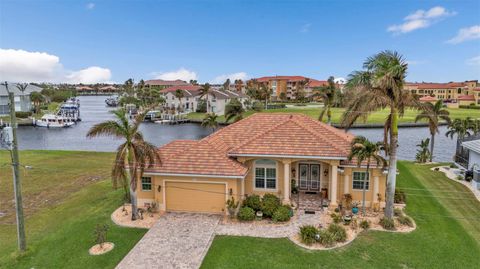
top-left (237, 206), bottom-right (255, 221)
top-left (15, 111), bottom-right (32, 118)
top-left (261, 194), bottom-right (281, 217)
top-left (459, 105), bottom-right (480, 109)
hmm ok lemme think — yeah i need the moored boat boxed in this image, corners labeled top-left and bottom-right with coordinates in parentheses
top-left (34, 114), bottom-right (75, 128)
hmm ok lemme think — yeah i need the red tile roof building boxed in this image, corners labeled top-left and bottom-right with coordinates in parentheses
top-left (404, 80), bottom-right (479, 105)
top-left (249, 76), bottom-right (337, 100)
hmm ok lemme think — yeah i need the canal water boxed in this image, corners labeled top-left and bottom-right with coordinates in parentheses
top-left (15, 96), bottom-right (457, 162)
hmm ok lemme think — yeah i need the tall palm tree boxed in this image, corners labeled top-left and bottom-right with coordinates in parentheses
top-left (87, 109), bottom-right (161, 220)
top-left (258, 85), bottom-right (272, 110)
top-left (415, 100), bottom-right (451, 162)
top-left (16, 83), bottom-right (28, 93)
top-left (199, 83), bottom-right (212, 113)
top-left (315, 76), bottom-right (337, 125)
top-left (341, 50), bottom-right (421, 219)
top-left (174, 89), bottom-right (185, 112)
top-left (202, 113), bottom-right (218, 133)
top-left (348, 136), bottom-right (386, 216)
top-left (446, 118), bottom-right (473, 140)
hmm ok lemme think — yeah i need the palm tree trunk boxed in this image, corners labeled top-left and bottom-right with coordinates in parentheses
top-left (206, 95), bottom-right (210, 113)
top-left (327, 106), bottom-right (332, 125)
top-left (385, 108), bottom-right (398, 219)
top-left (430, 133), bottom-right (435, 162)
top-left (363, 160), bottom-right (370, 216)
top-left (126, 148), bottom-right (139, 220)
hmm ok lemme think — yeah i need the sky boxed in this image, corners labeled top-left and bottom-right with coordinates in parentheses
top-left (0, 0), bottom-right (479, 84)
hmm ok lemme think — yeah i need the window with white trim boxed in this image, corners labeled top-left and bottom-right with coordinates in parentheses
top-left (352, 172), bottom-right (369, 190)
top-left (254, 159), bottom-right (277, 190)
top-left (141, 177), bottom-right (152, 191)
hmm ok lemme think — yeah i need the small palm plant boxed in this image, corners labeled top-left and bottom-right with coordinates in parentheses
top-left (415, 100), bottom-right (450, 162)
top-left (87, 109), bottom-right (161, 220)
top-left (446, 118), bottom-right (473, 140)
top-left (348, 136), bottom-right (386, 216)
top-left (315, 76), bottom-right (337, 125)
top-left (415, 138), bottom-right (431, 163)
top-left (202, 113), bottom-right (219, 133)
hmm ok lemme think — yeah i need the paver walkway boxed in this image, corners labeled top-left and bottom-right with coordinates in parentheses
top-left (116, 212), bottom-right (220, 269)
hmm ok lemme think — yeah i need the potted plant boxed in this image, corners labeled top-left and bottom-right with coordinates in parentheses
top-left (226, 197), bottom-right (239, 218)
top-left (342, 214), bottom-right (352, 225)
top-left (351, 202), bottom-right (359, 214)
top-left (291, 179), bottom-right (298, 194)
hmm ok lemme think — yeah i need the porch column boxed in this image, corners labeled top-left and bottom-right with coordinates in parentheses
top-left (241, 178), bottom-right (245, 200)
top-left (373, 176), bottom-right (379, 206)
top-left (344, 175), bottom-right (350, 194)
top-left (283, 160), bottom-right (291, 204)
top-left (330, 164), bottom-right (338, 207)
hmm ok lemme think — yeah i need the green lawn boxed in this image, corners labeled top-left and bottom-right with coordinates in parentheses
top-left (188, 107), bottom-right (480, 125)
top-left (201, 162), bottom-right (480, 269)
top-left (0, 150), bottom-right (146, 269)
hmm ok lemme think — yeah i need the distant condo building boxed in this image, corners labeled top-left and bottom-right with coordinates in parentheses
top-left (249, 76), bottom-right (335, 100)
top-left (405, 80), bottom-right (480, 106)
top-left (144, 79), bottom-right (191, 90)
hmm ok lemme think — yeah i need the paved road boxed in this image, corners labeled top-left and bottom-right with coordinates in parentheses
top-left (116, 213), bottom-right (220, 269)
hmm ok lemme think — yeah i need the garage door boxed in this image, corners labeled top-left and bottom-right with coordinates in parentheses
top-left (165, 181), bottom-right (226, 213)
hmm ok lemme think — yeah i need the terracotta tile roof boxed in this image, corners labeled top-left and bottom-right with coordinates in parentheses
top-left (407, 82), bottom-right (467, 89)
top-left (161, 85), bottom-right (203, 93)
top-left (255, 76), bottom-right (309, 82)
top-left (146, 113), bottom-right (362, 177)
top-left (458, 95), bottom-right (475, 101)
top-left (145, 79), bottom-right (190, 86)
top-left (419, 96), bottom-right (438, 101)
top-left (307, 79), bottom-right (329, 88)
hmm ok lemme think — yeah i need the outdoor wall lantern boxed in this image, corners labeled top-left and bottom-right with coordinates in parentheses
top-left (338, 167), bottom-right (345, 174)
top-left (291, 168), bottom-right (296, 177)
top-left (324, 169), bottom-right (329, 177)
top-left (157, 185), bottom-right (162, 192)
top-left (229, 188), bottom-right (233, 195)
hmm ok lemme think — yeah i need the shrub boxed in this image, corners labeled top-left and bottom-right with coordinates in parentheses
top-left (237, 206), bottom-right (255, 221)
top-left (94, 224), bottom-right (109, 248)
top-left (359, 220), bottom-right (370, 230)
top-left (252, 101), bottom-right (264, 111)
top-left (394, 189), bottom-right (407, 204)
top-left (272, 205), bottom-right (291, 222)
top-left (261, 194), bottom-right (281, 217)
top-left (196, 99), bottom-right (207, 113)
top-left (379, 217), bottom-right (395, 230)
top-left (327, 223), bottom-right (347, 242)
top-left (15, 111), bottom-right (32, 118)
top-left (317, 230), bottom-right (335, 247)
top-left (449, 163), bottom-right (458, 169)
top-left (398, 215), bottom-right (414, 227)
top-left (330, 213), bottom-right (342, 224)
top-left (243, 194), bottom-right (262, 211)
top-left (299, 225), bottom-right (318, 245)
top-left (394, 208), bottom-right (403, 217)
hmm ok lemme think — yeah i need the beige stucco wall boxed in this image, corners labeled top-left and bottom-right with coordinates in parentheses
top-left (338, 167), bottom-right (387, 207)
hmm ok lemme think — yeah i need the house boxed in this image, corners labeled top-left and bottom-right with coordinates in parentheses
top-left (161, 85), bottom-right (248, 115)
top-left (460, 139), bottom-right (480, 191)
top-left (136, 113), bottom-right (387, 214)
top-left (250, 76), bottom-right (338, 100)
top-left (145, 79), bottom-right (191, 90)
top-left (0, 83), bottom-right (42, 116)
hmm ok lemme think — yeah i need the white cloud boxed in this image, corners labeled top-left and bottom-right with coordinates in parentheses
top-left (466, 55), bottom-right (480, 66)
top-left (66, 66), bottom-right (111, 84)
top-left (300, 23), bottom-right (311, 33)
top-left (388, 6), bottom-right (455, 34)
top-left (86, 3), bottom-right (95, 10)
top-left (446, 25), bottom-right (480, 44)
top-left (0, 48), bottom-right (112, 83)
top-left (151, 68), bottom-right (197, 81)
top-left (334, 77), bottom-right (346, 84)
top-left (212, 72), bottom-right (248, 84)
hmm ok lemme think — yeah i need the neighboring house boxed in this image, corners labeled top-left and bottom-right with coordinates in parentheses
top-left (460, 139), bottom-right (480, 191)
top-left (404, 80), bottom-right (479, 105)
top-left (145, 79), bottom-right (191, 90)
top-left (136, 113), bottom-right (387, 214)
top-left (0, 83), bottom-right (42, 116)
top-left (161, 85), bottom-right (248, 115)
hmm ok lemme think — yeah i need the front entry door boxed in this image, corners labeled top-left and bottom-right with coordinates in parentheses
top-left (299, 164), bottom-right (321, 191)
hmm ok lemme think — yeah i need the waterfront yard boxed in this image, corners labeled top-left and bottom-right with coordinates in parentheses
top-left (0, 150), bottom-right (146, 269)
top-left (188, 106), bottom-right (480, 125)
top-left (201, 162), bottom-right (480, 269)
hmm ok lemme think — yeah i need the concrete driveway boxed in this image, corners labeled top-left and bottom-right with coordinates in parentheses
top-left (116, 212), bottom-right (221, 269)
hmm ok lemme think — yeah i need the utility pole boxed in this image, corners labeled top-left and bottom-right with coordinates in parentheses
top-left (4, 81), bottom-right (27, 251)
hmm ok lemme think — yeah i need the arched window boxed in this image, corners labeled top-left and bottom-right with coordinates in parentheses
top-left (254, 159), bottom-right (277, 190)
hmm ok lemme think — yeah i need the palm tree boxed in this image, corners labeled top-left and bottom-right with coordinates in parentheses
top-left (258, 85), bottom-right (272, 110)
top-left (415, 100), bottom-right (451, 162)
top-left (315, 76), bottom-right (337, 125)
top-left (348, 136), bottom-right (386, 216)
top-left (199, 83), bottom-right (212, 113)
top-left (87, 109), bottom-right (161, 220)
top-left (341, 50), bottom-right (421, 219)
top-left (202, 113), bottom-right (218, 133)
top-left (446, 118), bottom-right (473, 140)
top-left (16, 83), bottom-right (28, 93)
top-left (174, 89), bottom-right (185, 112)
top-left (415, 138), bottom-right (431, 163)
top-left (30, 92), bottom-right (45, 114)
top-left (225, 98), bottom-right (245, 123)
